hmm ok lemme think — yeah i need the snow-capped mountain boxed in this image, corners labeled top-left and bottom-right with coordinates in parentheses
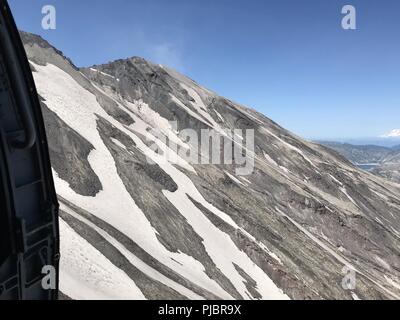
top-left (381, 129), bottom-right (400, 138)
top-left (21, 31), bottom-right (400, 300)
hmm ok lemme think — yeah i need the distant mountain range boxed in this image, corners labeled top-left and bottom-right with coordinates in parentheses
top-left (318, 141), bottom-right (400, 183)
top-left (317, 138), bottom-right (400, 148)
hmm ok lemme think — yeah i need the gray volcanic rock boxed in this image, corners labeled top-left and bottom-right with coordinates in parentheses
top-left (21, 31), bottom-right (400, 300)
top-left (41, 98), bottom-right (102, 196)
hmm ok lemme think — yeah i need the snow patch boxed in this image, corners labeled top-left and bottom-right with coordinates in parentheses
top-left (374, 256), bottom-right (391, 270)
top-left (61, 202), bottom-right (204, 300)
top-left (385, 276), bottom-right (400, 290)
top-left (180, 83), bottom-right (224, 133)
top-left (214, 109), bottom-right (225, 123)
top-left (339, 187), bottom-right (358, 208)
top-left (59, 218), bottom-right (145, 300)
top-left (224, 171), bottom-right (244, 186)
top-left (90, 67), bottom-right (119, 81)
top-left (351, 292), bottom-right (361, 300)
top-left (111, 138), bottom-right (127, 150)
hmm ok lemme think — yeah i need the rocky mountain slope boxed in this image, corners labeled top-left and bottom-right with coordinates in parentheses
top-left (21, 31), bottom-right (400, 300)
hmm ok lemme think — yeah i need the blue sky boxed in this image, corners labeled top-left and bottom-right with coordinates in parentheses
top-left (8, 0), bottom-right (400, 140)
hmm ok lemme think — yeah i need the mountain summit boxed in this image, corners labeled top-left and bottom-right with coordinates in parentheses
top-left (20, 31), bottom-right (400, 300)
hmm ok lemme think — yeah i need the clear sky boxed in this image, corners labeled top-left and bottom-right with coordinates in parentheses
top-left (8, 0), bottom-right (400, 140)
